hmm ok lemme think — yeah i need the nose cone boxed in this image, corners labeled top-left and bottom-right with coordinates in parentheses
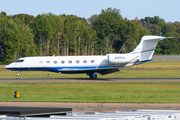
top-left (5, 64), bottom-right (13, 70)
top-left (5, 65), bottom-right (9, 69)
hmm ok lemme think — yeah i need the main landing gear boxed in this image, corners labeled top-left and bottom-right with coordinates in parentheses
top-left (16, 71), bottom-right (21, 79)
top-left (88, 73), bottom-right (97, 79)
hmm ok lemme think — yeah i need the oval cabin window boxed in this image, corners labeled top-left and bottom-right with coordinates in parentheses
top-left (68, 60), bottom-right (72, 64)
top-left (46, 61), bottom-right (50, 64)
top-left (39, 61), bottom-right (43, 64)
top-left (83, 60), bottom-right (87, 63)
top-left (61, 61), bottom-right (65, 64)
top-left (76, 60), bottom-right (80, 63)
top-left (91, 60), bottom-right (94, 63)
top-left (54, 61), bottom-right (57, 64)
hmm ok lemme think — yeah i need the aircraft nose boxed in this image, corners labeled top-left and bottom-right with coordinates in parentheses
top-left (5, 64), bottom-right (13, 70)
top-left (5, 65), bottom-right (10, 69)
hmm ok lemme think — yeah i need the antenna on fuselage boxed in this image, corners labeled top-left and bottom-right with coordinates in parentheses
top-left (53, 54), bottom-right (55, 57)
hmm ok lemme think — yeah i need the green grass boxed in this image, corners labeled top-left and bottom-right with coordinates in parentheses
top-left (1, 82), bottom-right (180, 103)
top-left (0, 65), bottom-right (6, 70)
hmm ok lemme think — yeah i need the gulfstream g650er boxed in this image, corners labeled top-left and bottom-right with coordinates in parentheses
top-left (5, 35), bottom-right (171, 79)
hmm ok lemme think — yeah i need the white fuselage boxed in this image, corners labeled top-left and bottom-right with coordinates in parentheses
top-left (5, 54), bottom-right (140, 73)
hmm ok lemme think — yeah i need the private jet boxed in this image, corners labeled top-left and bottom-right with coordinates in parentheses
top-left (5, 35), bottom-right (171, 79)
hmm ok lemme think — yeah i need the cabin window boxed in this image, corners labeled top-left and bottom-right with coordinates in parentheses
top-left (14, 59), bottom-right (24, 63)
top-left (54, 61), bottom-right (57, 64)
top-left (68, 60), bottom-right (72, 64)
top-left (19, 60), bottom-right (24, 62)
top-left (39, 61), bottom-right (43, 64)
top-left (46, 61), bottom-right (50, 64)
top-left (83, 60), bottom-right (87, 63)
top-left (91, 60), bottom-right (94, 63)
top-left (61, 61), bottom-right (65, 64)
top-left (76, 60), bottom-right (80, 63)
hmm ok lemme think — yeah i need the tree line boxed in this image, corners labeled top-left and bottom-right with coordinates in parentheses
top-left (0, 7), bottom-right (180, 64)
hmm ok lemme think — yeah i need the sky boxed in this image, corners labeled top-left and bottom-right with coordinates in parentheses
top-left (0, 0), bottom-right (179, 22)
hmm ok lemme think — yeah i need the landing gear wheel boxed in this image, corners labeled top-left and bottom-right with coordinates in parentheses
top-left (16, 71), bottom-right (20, 79)
top-left (92, 74), bottom-right (97, 79)
top-left (16, 75), bottom-right (19, 79)
top-left (89, 73), bottom-right (97, 79)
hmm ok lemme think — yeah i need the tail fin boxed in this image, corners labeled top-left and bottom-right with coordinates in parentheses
top-left (131, 35), bottom-right (171, 62)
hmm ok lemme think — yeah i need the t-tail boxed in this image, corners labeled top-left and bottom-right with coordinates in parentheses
top-left (131, 35), bottom-right (172, 64)
top-left (107, 35), bottom-right (172, 67)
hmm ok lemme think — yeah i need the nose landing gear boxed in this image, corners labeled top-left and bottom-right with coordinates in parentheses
top-left (16, 71), bottom-right (21, 79)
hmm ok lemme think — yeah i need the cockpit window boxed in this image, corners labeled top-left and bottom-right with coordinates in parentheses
top-left (14, 59), bottom-right (24, 63)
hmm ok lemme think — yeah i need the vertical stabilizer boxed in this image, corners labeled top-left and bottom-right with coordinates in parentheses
top-left (131, 35), bottom-right (170, 62)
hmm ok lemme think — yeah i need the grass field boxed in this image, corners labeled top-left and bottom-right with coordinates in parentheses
top-left (0, 82), bottom-right (180, 103)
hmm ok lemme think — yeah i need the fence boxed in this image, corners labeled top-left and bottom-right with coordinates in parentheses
top-left (152, 55), bottom-right (180, 61)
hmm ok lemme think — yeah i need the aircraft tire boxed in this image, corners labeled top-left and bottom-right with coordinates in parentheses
top-left (90, 74), bottom-right (97, 79)
top-left (93, 74), bottom-right (97, 79)
top-left (16, 75), bottom-right (19, 79)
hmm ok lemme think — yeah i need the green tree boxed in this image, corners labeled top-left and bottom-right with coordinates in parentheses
top-left (0, 15), bottom-right (36, 63)
top-left (12, 14), bottom-right (35, 29)
top-left (93, 7), bottom-right (123, 54)
top-left (0, 11), bottom-right (7, 16)
top-left (53, 15), bottom-right (64, 55)
top-left (117, 20), bottom-right (139, 53)
top-left (88, 14), bottom-right (98, 25)
top-left (140, 16), bottom-right (165, 35)
top-left (131, 17), bottom-right (149, 40)
top-left (34, 14), bottom-right (53, 56)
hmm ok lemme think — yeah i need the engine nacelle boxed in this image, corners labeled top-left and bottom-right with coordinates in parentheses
top-left (107, 54), bottom-right (138, 64)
